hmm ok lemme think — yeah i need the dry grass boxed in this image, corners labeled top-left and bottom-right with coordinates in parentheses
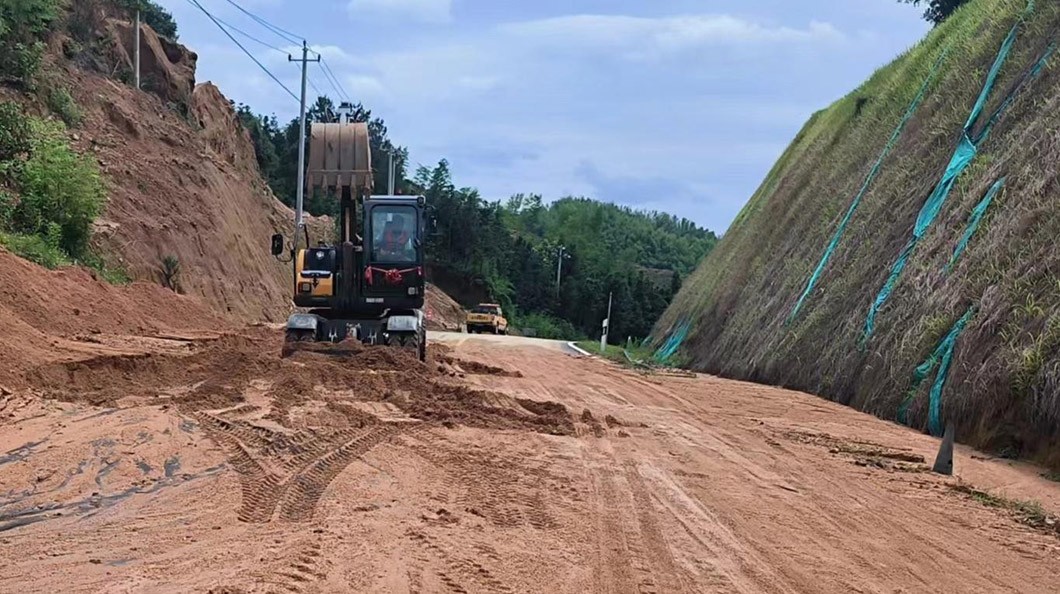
top-left (655, 0), bottom-right (1060, 468)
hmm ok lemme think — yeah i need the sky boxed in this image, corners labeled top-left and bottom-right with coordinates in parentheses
top-left (158, 0), bottom-right (930, 233)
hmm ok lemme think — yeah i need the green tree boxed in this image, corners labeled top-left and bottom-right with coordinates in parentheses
top-left (900, 0), bottom-right (970, 25)
top-left (118, 0), bottom-right (178, 40)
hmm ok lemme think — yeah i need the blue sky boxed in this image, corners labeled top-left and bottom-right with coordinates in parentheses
top-left (159, 0), bottom-right (929, 233)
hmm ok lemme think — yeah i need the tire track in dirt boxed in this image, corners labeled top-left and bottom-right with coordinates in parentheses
top-left (406, 529), bottom-right (515, 594)
top-left (405, 432), bottom-right (558, 530)
top-left (195, 411), bottom-right (409, 523)
top-left (278, 424), bottom-right (404, 522)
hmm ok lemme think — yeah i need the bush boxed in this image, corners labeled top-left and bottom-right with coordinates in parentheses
top-left (45, 86), bottom-right (82, 127)
top-left (513, 312), bottom-right (582, 341)
top-left (81, 251), bottom-right (131, 284)
top-left (12, 119), bottom-right (105, 259)
top-left (117, 0), bottom-right (178, 40)
top-left (0, 0), bottom-right (60, 84)
top-left (0, 101), bottom-right (32, 162)
top-left (0, 231), bottom-right (69, 269)
top-left (6, 41), bottom-right (45, 83)
top-left (159, 255), bottom-right (182, 292)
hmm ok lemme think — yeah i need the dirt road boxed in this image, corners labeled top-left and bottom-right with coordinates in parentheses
top-left (2, 330), bottom-right (1059, 593)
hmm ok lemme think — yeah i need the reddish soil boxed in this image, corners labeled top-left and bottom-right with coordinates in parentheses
top-left (425, 283), bottom-right (466, 331)
top-left (3, 333), bottom-right (1060, 593)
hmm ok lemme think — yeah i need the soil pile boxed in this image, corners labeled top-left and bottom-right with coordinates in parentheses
top-left (25, 328), bottom-right (573, 436)
top-left (0, 249), bottom-right (226, 386)
top-left (425, 283), bottom-right (466, 331)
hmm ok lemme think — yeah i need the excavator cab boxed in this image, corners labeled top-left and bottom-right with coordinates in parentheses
top-left (272, 122), bottom-right (428, 361)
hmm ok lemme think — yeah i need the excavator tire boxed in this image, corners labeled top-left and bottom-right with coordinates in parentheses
top-left (281, 329), bottom-right (316, 357)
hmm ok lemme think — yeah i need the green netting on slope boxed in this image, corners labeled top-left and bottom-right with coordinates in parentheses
top-left (946, 177), bottom-right (1006, 273)
top-left (897, 306), bottom-right (976, 437)
top-left (862, 3), bottom-right (1055, 344)
top-left (653, 319), bottom-right (690, 364)
top-left (786, 50), bottom-right (949, 325)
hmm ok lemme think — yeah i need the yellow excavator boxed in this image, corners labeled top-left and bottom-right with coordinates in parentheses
top-left (270, 121), bottom-right (428, 361)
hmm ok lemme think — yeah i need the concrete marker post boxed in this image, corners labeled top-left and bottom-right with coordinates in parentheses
top-left (933, 421), bottom-right (955, 476)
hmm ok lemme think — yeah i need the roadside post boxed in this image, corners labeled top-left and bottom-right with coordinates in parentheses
top-left (600, 291), bottom-right (613, 353)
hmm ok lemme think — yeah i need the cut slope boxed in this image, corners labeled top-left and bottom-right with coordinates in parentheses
top-left (42, 10), bottom-right (302, 322)
top-left (656, 0), bottom-right (1060, 466)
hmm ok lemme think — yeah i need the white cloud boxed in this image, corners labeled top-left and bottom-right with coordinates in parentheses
top-left (346, 75), bottom-right (386, 97)
top-left (500, 14), bottom-right (843, 58)
top-left (347, 0), bottom-right (452, 24)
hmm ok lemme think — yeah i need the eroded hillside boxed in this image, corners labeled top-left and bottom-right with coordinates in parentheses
top-left (656, 0), bottom-right (1060, 466)
top-left (59, 7), bottom-right (298, 320)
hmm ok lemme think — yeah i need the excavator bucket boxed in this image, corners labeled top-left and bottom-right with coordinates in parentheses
top-left (307, 122), bottom-right (373, 192)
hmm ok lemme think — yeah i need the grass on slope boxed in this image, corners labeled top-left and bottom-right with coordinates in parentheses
top-left (655, 0), bottom-right (1060, 468)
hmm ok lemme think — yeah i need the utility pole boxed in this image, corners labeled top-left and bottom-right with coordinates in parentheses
top-left (387, 150), bottom-right (396, 194)
top-left (289, 41), bottom-right (320, 244)
top-left (555, 246), bottom-right (569, 298)
top-left (134, 9), bottom-right (141, 90)
top-left (600, 291), bottom-right (613, 353)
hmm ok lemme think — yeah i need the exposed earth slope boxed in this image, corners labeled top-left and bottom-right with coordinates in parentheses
top-left (656, 0), bottom-right (1060, 467)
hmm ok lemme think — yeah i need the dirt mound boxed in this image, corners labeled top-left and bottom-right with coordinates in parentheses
top-left (439, 356), bottom-right (523, 378)
top-left (0, 249), bottom-right (227, 386)
top-left (425, 283), bottom-right (465, 331)
top-left (25, 328), bottom-right (575, 437)
top-left (106, 17), bottom-right (196, 109)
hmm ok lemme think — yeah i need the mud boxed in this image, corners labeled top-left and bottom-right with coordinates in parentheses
top-left (4, 332), bottom-right (1060, 593)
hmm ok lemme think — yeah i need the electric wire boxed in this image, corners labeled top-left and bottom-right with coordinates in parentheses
top-left (185, 0), bottom-right (298, 102)
top-left (220, 0), bottom-right (304, 45)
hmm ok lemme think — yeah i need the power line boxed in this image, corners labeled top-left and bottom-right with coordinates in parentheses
top-left (318, 59), bottom-right (350, 103)
top-left (185, 0), bottom-right (298, 102)
top-left (213, 14), bottom-right (286, 54)
top-left (221, 0), bottom-right (304, 45)
top-left (305, 66), bottom-right (325, 98)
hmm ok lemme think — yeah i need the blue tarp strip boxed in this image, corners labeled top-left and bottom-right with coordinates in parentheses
top-left (862, 4), bottom-right (1052, 344)
top-left (946, 177), bottom-right (1006, 272)
top-left (786, 50), bottom-right (948, 325)
top-left (653, 319), bottom-right (690, 363)
top-left (897, 307), bottom-right (976, 436)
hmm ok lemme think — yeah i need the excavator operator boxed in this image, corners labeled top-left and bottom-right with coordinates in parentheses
top-left (375, 213), bottom-right (415, 263)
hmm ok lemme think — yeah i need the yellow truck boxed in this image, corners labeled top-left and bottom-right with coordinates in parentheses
top-left (466, 303), bottom-right (509, 335)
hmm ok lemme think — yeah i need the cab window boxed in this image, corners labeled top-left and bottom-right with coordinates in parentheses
top-left (370, 206), bottom-right (417, 264)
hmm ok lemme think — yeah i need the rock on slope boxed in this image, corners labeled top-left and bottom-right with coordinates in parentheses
top-left (655, 0), bottom-right (1060, 465)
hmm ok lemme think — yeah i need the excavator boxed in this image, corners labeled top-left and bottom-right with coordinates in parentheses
top-left (270, 121), bottom-right (428, 361)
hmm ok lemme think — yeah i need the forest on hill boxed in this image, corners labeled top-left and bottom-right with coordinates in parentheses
top-left (236, 97), bottom-right (717, 340)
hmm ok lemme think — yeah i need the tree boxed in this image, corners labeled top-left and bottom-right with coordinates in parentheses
top-left (119, 0), bottom-right (178, 40)
top-left (900, 0), bottom-right (970, 25)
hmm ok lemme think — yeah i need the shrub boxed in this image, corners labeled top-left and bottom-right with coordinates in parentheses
top-left (81, 251), bottom-right (131, 284)
top-left (513, 312), bottom-right (582, 341)
top-left (116, 0), bottom-right (178, 40)
top-left (0, 190), bottom-right (13, 226)
top-left (0, 0), bottom-right (60, 84)
top-left (0, 101), bottom-right (32, 162)
top-left (0, 231), bottom-right (69, 269)
top-left (159, 255), bottom-right (182, 292)
top-left (12, 119), bottom-right (105, 259)
top-left (45, 86), bottom-right (82, 127)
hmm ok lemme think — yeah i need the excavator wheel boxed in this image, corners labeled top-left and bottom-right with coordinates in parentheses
top-left (281, 329), bottom-right (316, 358)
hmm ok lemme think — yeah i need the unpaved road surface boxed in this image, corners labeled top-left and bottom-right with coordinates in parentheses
top-left (2, 330), bottom-right (1060, 593)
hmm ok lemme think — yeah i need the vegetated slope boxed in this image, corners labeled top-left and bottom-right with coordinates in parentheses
top-left (656, 0), bottom-right (1060, 466)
